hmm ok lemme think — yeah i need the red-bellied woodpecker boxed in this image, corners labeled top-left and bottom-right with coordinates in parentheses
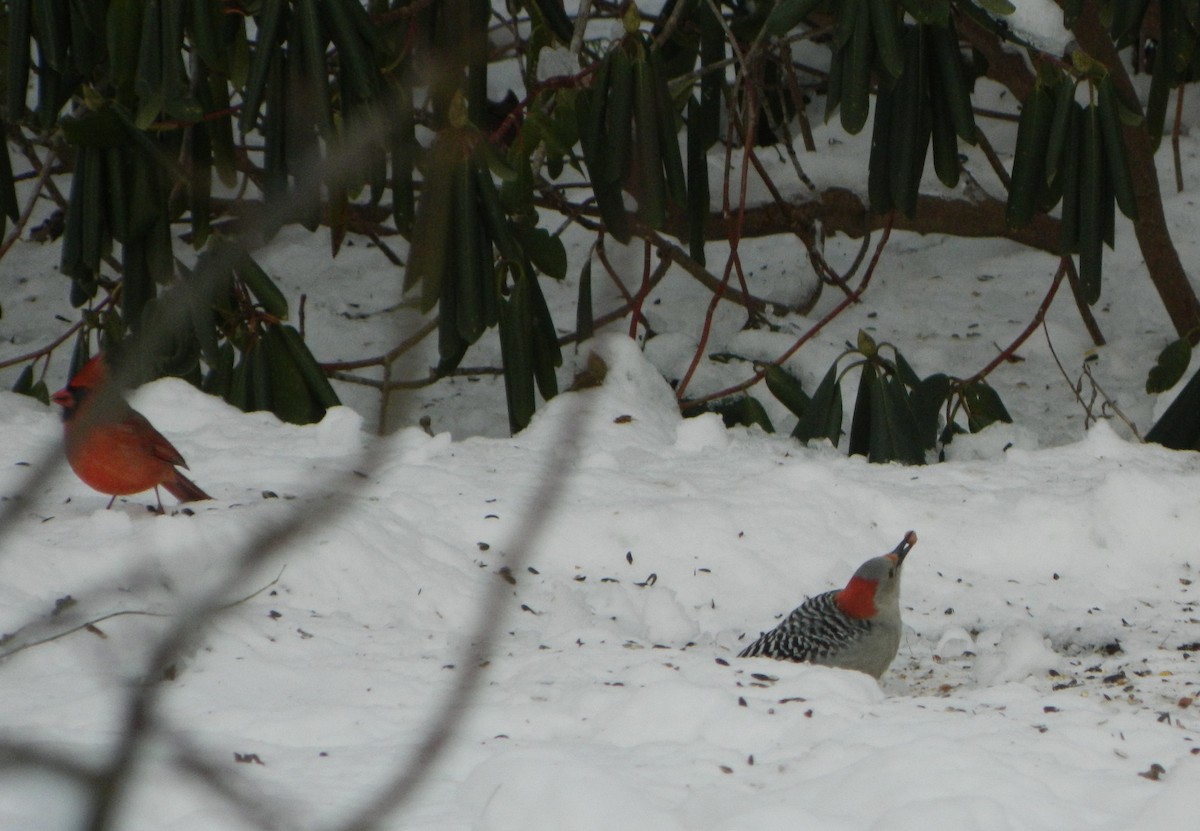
top-left (738, 531), bottom-right (917, 679)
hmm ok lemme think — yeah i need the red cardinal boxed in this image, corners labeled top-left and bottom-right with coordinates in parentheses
top-left (52, 354), bottom-right (211, 511)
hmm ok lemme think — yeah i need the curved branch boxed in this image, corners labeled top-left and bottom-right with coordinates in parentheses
top-left (681, 187), bottom-right (1064, 255)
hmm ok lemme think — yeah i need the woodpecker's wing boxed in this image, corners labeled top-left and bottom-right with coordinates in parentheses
top-left (737, 590), bottom-right (874, 663)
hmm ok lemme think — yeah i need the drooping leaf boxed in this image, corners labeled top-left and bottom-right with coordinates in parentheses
top-left (277, 324), bottom-right (341, 409)
top-left (1146, 338), bottom-right (1193, 394)
top-left (202, 342), bottom-right (236, 398)
top-left (28, 380), bottom-right (51, 406)
top-left (515, 225), bottom-right (568, 280)
top-left (911, 373), bottom-right (951, 450)
top-left (701, 396), bottom-right (775, 433)
top-left (848, 361), bottom-right (876, 457)
top-left (764, 365), bottom-right (810, 419)
top-left (527, 267), bottom-right (562, 400)
top-left (576, 257), bottom-right (594, 343)
top-left (10, 364), bottom-right (35, 396)
top-left (499, 269), bottom-right (536, 434)
top-left (263, 324), bottom-right (324, 424)
top-left (234, 251), bottom-right (289, 320)
top-left (900, 0), bottom-right (951, 26)
top-left (13, 359), bottom-right (47, 404)
top-left (870, 372), bottom-right (926, 464)
top-left (764, 0), bottom-right (825, 36)
top-left (793, 363), bottom-right (844, 446)
top-left (1146, 367), bottom-right (1200, 451)
top-left (961, 379), bottom-right (1013, 432)
top-left (893, 349), bottom-right (922, 389)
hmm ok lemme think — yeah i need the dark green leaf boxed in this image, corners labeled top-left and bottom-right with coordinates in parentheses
top-left (528, 0), bottom-right (574, 43)
top-left (248, 337), bottom-right (273, 412)
top-left (202, 342), bottom-right (236, 398)
top-left (13, 363), bottom-right (46, 403)
top-left (765, 0), bottom-right (826, 36)
top-left (528, 269), bottom-right (562, 400)
top-left (277, 324), bottom-right (341, 409)
top-left (6, 0), bottom-right (33, 118)
top-left (848, 361), bottom-right (876, 457)
top-left (1146, 338), bottom-right (1193, 394)
top-left (121, 234), bottom-right (155, 332)
top-left (962, 379), bottom-right (1012, 432)
top-left (1146, 367), bottom-right (1200, 450)
top-left (0, 125), bottom-right (18, 231)
top-left (516, 226), bottom-right (568, 280)
top-left (912, 373), bottom-right (951, 450)
top-left (893, 349), bottom-right (922, 389)
top-left (764, 365), bottom-right (810, 419)
top-left (576, 256), bottom-right (594, 343)
top-left (235, 252), bottom-right (289, 319)
top-left (28, 380), bottom-right (51, 405)
top-left (707, 396), bottom-right (775, 433)
top-left (899, 0), bottom-right (951, 26)
top-left (499, 269), bottom-right (536, 433)
top-left (264, 325), bottom-right (324, 424)
top-left (69, 331), bottom-right (91, 381)
top-left (793, 363), bottom-right (843, 446)
top-left (11, 365), bottom-right (35, 396)
top-left (871, 372), bottom-right (926, 464)
top-left (238, 0), bottom-right (285, 133)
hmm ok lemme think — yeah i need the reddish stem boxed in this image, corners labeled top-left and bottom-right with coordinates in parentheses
top-left (628, 238), bottom-right (653, 339)
top-left (963, 257), bottom-right (1067, 386)
top-left (683, 215), bottom-right (895, 408)
top-left (675, 74), bottom-right (763, 401)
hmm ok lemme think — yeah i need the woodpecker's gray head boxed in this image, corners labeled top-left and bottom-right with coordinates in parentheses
top-left (834, 531), bottom-right (917, 619)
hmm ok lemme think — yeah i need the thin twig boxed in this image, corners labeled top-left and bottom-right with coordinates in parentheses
top-left (628, 238), bottom-right (654, 339)
top-left (0, 738), bottom-right (99, 784)
top-left (780, 50), bottom-right (818, 153)
top-left (1044, 321), bottom-right (1101, 431)
top-left (0, 141), bottom-right (58, 258)
top-left (964, 258), bottom-right (1067, 386)
top-left (0, 569), bottom-right (285, 662)
top-left (653, 0), bottom-right (690, 48)
top-left (974, 126), bottom-right (1012, 189)
top-left (642, 230), bottom-right (766, 312)
top-left (570, 0), bottom-right (594, 56)
top-left (1061, 257), bottom-right (1107, 346)
top-left (322, 318), bottom-right (440, 372)
top-left (684, 215), bottom-right (894, 408)
top-left (1082, 361), bottom-right (1143, 440)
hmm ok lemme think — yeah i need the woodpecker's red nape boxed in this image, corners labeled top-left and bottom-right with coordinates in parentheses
top-left (834, 576), bottom-right (878, 619)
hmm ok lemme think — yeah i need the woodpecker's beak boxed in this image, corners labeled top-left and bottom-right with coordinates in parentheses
top-left (889, 530), bottom-right (917, 566)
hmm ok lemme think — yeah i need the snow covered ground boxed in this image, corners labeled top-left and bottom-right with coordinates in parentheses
top-left (1, 330), bottom-right (1199, 830)
top-left (4, 1), bottom-right (1200, 827)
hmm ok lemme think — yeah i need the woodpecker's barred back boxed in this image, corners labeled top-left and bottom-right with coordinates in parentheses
top-left (738, 590), bottom-right (874, 660)
top-left (738, 531), bottom-right (917, 679)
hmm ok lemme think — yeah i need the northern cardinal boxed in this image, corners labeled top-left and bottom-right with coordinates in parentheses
top-left (52, 354), bottom-right (211, 511)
